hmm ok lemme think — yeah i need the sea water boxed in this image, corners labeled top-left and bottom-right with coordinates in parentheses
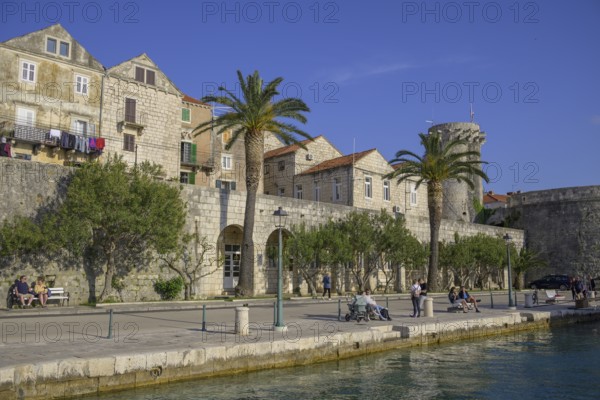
top-left (94, 321), bottom-right (600, 400)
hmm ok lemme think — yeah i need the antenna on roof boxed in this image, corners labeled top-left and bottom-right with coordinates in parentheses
top-left (470, 103), bottom-right (475, 122)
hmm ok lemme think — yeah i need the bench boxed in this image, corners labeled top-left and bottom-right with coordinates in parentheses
top-left (32, 287), bottom-right (70, 307)
top-left (447, 298), bottom-right (474, 312)
top-left (540, 289), bottom-right (565, 304)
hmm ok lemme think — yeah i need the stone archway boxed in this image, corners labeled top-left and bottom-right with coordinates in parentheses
top-left (264, 229), bottom-right (291, 294)
top-left (217, 225), bottom-right (243, 294)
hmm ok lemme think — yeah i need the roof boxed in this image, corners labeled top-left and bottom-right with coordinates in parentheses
top-left (299, 149), bottom-right (376, 175)
top-left (483, 192), bottom-right (509, 204)
top-left (263, 136), bottom-right (321, 159)
top-left (182, 94), bottom-right (209, 106)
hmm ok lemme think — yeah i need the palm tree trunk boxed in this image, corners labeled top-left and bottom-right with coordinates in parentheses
top-left (237, 131), bottom-right (264, 297)
top-left (427, 181), bottom-right (443, 292)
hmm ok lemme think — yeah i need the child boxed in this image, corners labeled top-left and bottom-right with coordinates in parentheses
top-left (34, 276), bottom-right (49, 308)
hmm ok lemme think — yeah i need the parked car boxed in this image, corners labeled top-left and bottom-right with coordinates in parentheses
top-left (529, 275), bottom-right (570, 290)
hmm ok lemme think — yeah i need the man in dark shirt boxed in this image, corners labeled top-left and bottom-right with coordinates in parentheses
top-left (16, 275), bottom-right (34, 307)
top-left (459, 285), bottom-right (481, 313)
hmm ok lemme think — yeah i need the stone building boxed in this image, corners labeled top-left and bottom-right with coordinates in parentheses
top-left (429, 122), bottom-right (486, 222)
top-left (263, 135), bottom-right (342, 197)
top-left (179, 94), bottom-right (211, 185)
top-left (0, 24), bottom-right (103, 165)
top-left (101, 53), bottom-right (183, 178)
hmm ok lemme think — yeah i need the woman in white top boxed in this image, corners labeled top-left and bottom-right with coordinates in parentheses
top-left (410, 279), bottom-right (421, 317)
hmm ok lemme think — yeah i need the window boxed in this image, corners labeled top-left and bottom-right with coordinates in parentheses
top-left (314, 182), bottom-right (321, 201)
top-left (124, 134), bottom-right (135, 152)
top-left (59, 41), bottom-right (69, 57)
top-left (125, 98), bottom-right (136, 123)
top-left (134, 66), bottom-right (155, 85)
top-left (383, 180), bottom-right (390, 201)
top-left (333, 178), bottom-right (341, 201)
top-left (295, 184), bottom-right (303, 199)
top-left (46, 38), bottom-right (57, 53)
top-left (278, 187), bottom-right (285, 197)
top-left (182, 108), bottom-right (191, 123)
top-left (21, 61), bottom-right (36, 82)
top-left (74, 120), bottom-right (87, 135)
top-left (46, 37), bottom-right (69, 57)
top-left (278, 160), bottom-right (285, 171)
top-left (264, 164), bottom-right (270, 175)
top-left (410, 182), bottom-right (418, 206)
top-left (16, 107), bottom-right (35, 127)
top-left (216, 180), bottom-right (236, 190)
top-left (75, 75), bottom-right (89, 95)
top-left (222, 155), bottom-right (232, 170)
top-left (181, 142), bottom-right (196, 164)
top-left (180, 172), bottom-right (195, 185)
top-left (364, 176), bottom-right (372, 199)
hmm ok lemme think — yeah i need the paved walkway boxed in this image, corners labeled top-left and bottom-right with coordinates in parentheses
top-left (0, 291), bottom-right (580, 369)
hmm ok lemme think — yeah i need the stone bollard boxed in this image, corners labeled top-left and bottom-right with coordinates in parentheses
top-left (423, 297), bottom-right (434, 317)
top-left (235, 306), bottom-right (250, 336)
top-left (524, 293), bottom-right (534, 308)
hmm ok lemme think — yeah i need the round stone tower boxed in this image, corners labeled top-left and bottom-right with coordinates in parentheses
top-left (428, 122), bottom-right (486, 222)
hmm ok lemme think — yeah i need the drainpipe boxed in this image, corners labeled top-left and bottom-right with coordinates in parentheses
top-left (98, 66), bottom-right (107, 137)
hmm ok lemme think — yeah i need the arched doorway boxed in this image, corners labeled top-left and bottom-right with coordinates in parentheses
top-left (218, 225), bottom-right (243, 292)
top-left (265, 229), bottom-right (291, 294)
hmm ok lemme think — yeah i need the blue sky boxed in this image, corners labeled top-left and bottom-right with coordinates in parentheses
top-left (2, 0), bottom-right (599, 194)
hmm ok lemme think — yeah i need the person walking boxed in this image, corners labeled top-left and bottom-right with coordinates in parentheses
top-left (410, 279), bottom-right (421, 317)
top-left (418, 278), bottom-right (428, 312)
top-left (322, 272), bottom-right (331, 299)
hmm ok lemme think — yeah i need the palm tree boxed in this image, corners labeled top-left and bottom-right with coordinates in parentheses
top-left (384, 132), bottom-right (489, 292)
top-left (194, 70), bottom-right (311, 296)
top-left (513, 247), bottom-right (547, 290)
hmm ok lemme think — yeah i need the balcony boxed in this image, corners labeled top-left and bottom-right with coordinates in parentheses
top-left (117, 110), bottom-right (146, 134)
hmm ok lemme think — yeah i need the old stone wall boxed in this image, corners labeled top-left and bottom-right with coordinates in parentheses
top-left (0, 158), bottom-right (523, 304)
top-left (509, 186), bottom-right (600, 280)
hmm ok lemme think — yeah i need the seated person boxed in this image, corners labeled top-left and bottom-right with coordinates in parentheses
top-left (448, 287), bottom-right (469, 313)
top-left (364, 289), bottom-right (387, 320)
top-left (34, 276), bottom-right (49, 308)
top-left (16, 275), bottom-right (34, 308)
top-left (458, 285), bottom-right (481, 313)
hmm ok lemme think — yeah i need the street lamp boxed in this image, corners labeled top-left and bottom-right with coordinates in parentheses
top-left (503, 234), bottom-right (516, 310)
top-left (273, 206), bottom-right (288, 331)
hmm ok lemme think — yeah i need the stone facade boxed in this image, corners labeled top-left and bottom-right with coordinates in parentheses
top-left (102, 54), bottom-right (182, 178)
top-left (509, 186), bottom-right (600, 280)
top-left (0, 24), bottom-right (103, 166)
top-left (0, 158), bottom-right (523, 304)
top-left (263, 135), bottom-right (342, 197)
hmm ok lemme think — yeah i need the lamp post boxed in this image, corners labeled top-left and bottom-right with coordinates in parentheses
top-left (273, 206), bottom-right (288, 331)
top-left (503, 234), bottom-right (516, 310)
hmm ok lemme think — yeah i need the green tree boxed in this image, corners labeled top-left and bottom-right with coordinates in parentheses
top-left (194, 70), bottom-right (311, 297)
top-left (513, 247), bottom-right (547, 290)
top-left (157, 222), bottom-right (220, 300)
top-left (52, 157), bottom-right (187, 302)
top-left (385, 132), bottom-right (489, 292)
top-left (286, 223), bottom-right (325, 296)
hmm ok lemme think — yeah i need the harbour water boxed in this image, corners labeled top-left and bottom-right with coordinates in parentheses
top-left (94, 321), bottom-right (600, 400)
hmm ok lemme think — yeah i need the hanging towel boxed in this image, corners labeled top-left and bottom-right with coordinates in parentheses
top-left (49, 129), bottom-right (61, 139)
top-left (96, 138), bottom-right (105, 150)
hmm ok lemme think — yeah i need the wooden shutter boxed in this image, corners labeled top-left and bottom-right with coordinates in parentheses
top-left (189, 173), bottom-right (196, 185)
top-left (135, 67), bottom-right (144, 82)
top-left (231, 181), bottom-right (236, 191)
top-left (125, 98), bottom-right (136, 123)
top-left (191, 144), bottom-right (197, 163)
top-left (146, 70), bottom-right (155, 85)
top-left (216, 180), bottom-right (222, 189)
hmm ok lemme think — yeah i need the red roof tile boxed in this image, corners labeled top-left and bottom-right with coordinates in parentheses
top-left (483, 192), bottom-right (509, 204)
top-left (299, 149), bottom-right (376, 175)
top-left (264, 136), bottom-right (321, 159)
top-left (183, 94), bottom-right (209, 106)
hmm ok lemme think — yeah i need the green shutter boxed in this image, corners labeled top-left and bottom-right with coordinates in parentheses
top-left (182, 108), bottom-right (190, 122)
top-left (191, 144), bottom-right (197, 163)
top-left (189, 173), bottom-right (195, 185)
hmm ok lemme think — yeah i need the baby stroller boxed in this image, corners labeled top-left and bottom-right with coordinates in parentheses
top-left (345, 295), bottom-right (370, 322)
top-left (6, 279), bottom-right (19, 309)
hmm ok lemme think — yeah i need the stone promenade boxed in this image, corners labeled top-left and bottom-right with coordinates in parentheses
top-left (1, 292), bottom-right (598, 399)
